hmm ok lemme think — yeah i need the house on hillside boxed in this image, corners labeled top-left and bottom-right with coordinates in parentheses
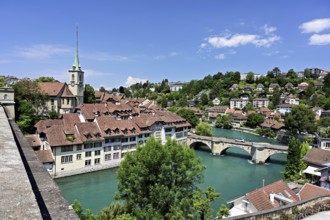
top-left (284, 83), bottom-right (294, 91)
top-left (228, 180), bottom-right (299, 217)
top-left (230, 98), bottom-right (249, 109)
top-left (298, 82), bottom-right (309, 91)
top-left (255, 83), bottom-right (264, 92)
top-left (252, 98), bottom-right (269, 108)
top-left (276, 104), bottom-right (295, 115)
top-left (269, 83), bottom-right (280, 93)
top-left (303, 148), bottom-right (330, 189)
top-left (230, 84), bottom-right (239, 91)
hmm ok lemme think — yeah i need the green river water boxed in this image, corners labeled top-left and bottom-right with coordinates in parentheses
top-left (56, 128), bottom-right (286, 214)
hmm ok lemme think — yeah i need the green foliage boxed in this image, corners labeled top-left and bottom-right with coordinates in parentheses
top-left (245, 72), bottom-right (254, 83)
top-left (97, 202), bottom-right (130, 220)
top-left (284, 105), bottom-right (317, 134)
top-left (200, 92), bottom-right (209, 106)
top-left (116, 138), bottom-right (205, 219)
top-left (195, 122), bottom-right (213, 136)
top-left (320, 117), bottom-right (330, 127)
top-left (217, 204), bottom-right (230, 219)
top-left (84, 84), bottom-right (96, 103)
top-left (256, 127), bottom-right (276, 138)
top-left (271, 88), bottom-right (281, 106)
top-left (34, 76), bottom-right (56, 82)
top-left (48, 110), bottom-right (59, 119)
top-left (192, 187), bottom-right (220, 220)
top-left (0, 76), bottom-right (6, 87)
top-left (13, 79), bottom-right (49, 134)
top-left (323, 73), bottom-right (330, 96)
top-left (284, 138), bottom-right (302, 181)
top-left (177, 108), bottom-right (199, 127)
top-left (215, 114), bottom-right (232, 129)
top-left (246, 113), bottom-right (265, 128)
top-left (304, 68), bottom-right (311, 79)
top-left (320, 128), bottom-right (330, 138)
top-left (71, 200), bottom-right (96, 220)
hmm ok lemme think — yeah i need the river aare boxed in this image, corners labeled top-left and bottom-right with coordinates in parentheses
top-left (56, 128), bottom-right (286, 214)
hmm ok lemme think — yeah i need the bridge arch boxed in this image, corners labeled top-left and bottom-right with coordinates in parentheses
top-left (265, 152), bottom-right (287, 163)
top-left (189, 141), bottom-right (212, 152)
top-left (220, 145), bottom-right (251, 156)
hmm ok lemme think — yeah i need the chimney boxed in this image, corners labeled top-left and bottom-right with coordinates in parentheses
top-left (270, 193), bottom-right (275, 204)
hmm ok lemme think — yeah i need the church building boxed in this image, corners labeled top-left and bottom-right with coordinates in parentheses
top-left (37, 29), bottom-right (84, 114)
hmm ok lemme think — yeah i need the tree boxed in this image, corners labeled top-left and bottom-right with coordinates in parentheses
top-left (217, 204), bottom-right (230, 219)
top-left (84, 84), bottom-right (96, 103)
top-left (284, 138), bottom-right (301, 181)
top-left (200, 92), bottom-right (209, 106)
top-left (323, 73), bottom-right (330, 96)
top-left (192, 187), bottom-right (220, 220)
top-left (304, 68), bottom-right (311, 79)
top-left (99, 86), bottom-right (106, 92)
top-left (13, 79), bottom-right (49, 133)
top-left (215, 114), bottom-right (232, 129)
top-left (287, 69), bottom-right (297, 79)
top-left (246, 72), bottom-right (255, 84)
top-left (273, 67), bottom-right (281, 78)
top-left (299, 142), bottom-right (310, 174)
top-left (97, 202), bottom-right (128, 220)
top-left (0, 76), bottom-right (6, 87)
top-left (34, 76), bottom-right (56, 82)
top-left (195, 122), bottom-right (213, 136)
top-left (320, 117), bottom-right (330, 127)
top-left (177, 108), bottom-right (199, 127)
top-left (284, 105), bottom-right (317, 134)
top-left (116, 138), bottom-right (205, 219)
top-left (245, 113), bottom-right (265, 128)
top-left (271, 88), bottom-right (281, 106)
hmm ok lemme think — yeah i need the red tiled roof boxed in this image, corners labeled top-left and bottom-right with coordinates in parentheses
top-left (75, 122), bottom-right (104, 142)
top-left (298, 183), bottom-right (330, 201)
top-left (35, 119), bottom-right (63, 133)
top-left (246, 180), bottom-right (299, 212)
top-left (25, 135), bottom-right (41, 147)
top-left (45, 124), bottom-right (83, 146)
top-left (303, 148), bottom-right (330, 166)
top-left (35, 150), bottom-right (54, 163)
top-left (61, 84), bottom-right (75, 97)
top-left (62, 113), bottom-right (81, 126)
top-left (38, 82), bottom-right (65, 96)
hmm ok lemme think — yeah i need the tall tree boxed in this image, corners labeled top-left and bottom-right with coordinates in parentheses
top-left (284, 138), bottom-right (302, 181)
top-left (83, 84), bottom-right (96, 103)
top-left (177, 108), bottom-right (199, 127)
top-left (200, 92), bottom-right (209, 106)
top-left (323, 73), bottom-right (330, 96)
top-left (195, 122), bottom-right (213, 136)
top-left (245, 72), bottom-right (255, 84)
top-left (246, 113), bottom-right (265, 128)
top-left (215, 114), bottom-right (232, 129)
top-left (272, 67), bottom-right (281, 78)
top-left (34, 76), bottom-right (56, 82)
top-left (271, 88), bottom-right (281, 106)
top-left (192, 187), bottom-right (220, 220)
top-left (284, 104), bottom-right (317, 134)
top-left (116, 138), bottom-right (205, 219)
top-left (304, 68), bottom-right (311, 79)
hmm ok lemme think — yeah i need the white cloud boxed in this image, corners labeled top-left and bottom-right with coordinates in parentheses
top-left (263, 24), bottom-right (277, 35)
top-left (125, 76), bottom-right (147, 86)
top-left (215, 54), bottom-right (225, 60)
top-left (206, 33), bottom-right (280, 48)
top-left (299, 18), bottom-right (330, 33)
top-left (15, 44), bottom-right (71, 59)
top-left (309, 34), bottom-right (330, 45)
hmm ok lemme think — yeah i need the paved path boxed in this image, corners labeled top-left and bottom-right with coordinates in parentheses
top-left (303, 211), bottom-right (330, 220)
top-left (0, 107), bottom-right (42, 219)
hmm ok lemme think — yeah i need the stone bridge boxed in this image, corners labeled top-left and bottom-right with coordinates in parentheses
top-left (187, 133), bottom-right (287, 163)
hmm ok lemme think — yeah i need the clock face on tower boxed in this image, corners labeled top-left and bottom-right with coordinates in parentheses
top-left (71, 81), bottom-right (75, 87)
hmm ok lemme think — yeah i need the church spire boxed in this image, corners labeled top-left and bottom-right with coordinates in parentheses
top-left (73, 25), bottom-right (80, 70)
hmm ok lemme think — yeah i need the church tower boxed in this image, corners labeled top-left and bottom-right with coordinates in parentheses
top-left (68, 27), bottom-right (84, 106)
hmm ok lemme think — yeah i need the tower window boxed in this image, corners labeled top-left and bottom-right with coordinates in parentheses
top-left (3, 94), bottom-right (8, 100)
top-left (79, 74), bottom-right (82, 82)
top-left (72, 74), bottom-right (75, 81)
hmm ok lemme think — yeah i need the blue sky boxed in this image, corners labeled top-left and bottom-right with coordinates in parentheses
top-left (1, 0), bottom-right (330, 90)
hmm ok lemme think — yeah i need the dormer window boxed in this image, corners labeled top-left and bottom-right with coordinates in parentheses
top-left (123, 128), bottom-right (128, 134)
top-left (114, 128), bottom-right (119, 134)
top-left (105, 129), bottom-right (111, 135)
top-left (95, 132), bottom-right (101, 138)
top-left (85, 133), bottom-right (92, 139)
